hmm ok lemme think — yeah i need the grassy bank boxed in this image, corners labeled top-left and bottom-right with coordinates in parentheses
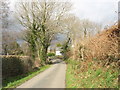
top-left (66, 59), bottom-right (119, 88)
top-left (2, 65), bottom-right (50, 89)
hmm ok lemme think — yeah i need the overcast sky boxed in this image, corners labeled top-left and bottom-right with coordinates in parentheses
top-left (9, 0), bottom-right (119, 27)
top-left (71, 0), bottom-right (119, 26)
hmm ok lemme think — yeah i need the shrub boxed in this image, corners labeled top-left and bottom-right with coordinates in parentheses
top-left (2, 56), bottom-right (24, 78)
top-left (56, 43), bottom-right (62, 47)
top-left (66, 25), bottom-right (119, 88)
top-left (61, 38), bottom-right (71, 60)
top-left (47, 53), bottom-right (55, 57)
top-left (73, 25), bottom-right (119, 67)
top-left (1, 55), bottom-right (40, 79)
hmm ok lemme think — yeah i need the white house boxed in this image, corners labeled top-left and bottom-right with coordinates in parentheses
top-left (56, 50), bottom-right (62, 56)
top-left (55, 47), bottom-right (62, 56)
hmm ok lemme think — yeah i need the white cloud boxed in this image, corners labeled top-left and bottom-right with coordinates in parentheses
top-left (71, 0), bottom-right (118, 26)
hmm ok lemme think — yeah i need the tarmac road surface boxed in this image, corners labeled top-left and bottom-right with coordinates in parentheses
top-left (17, 59), bottom-right (66, 88)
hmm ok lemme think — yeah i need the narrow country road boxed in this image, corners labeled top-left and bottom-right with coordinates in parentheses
top-left (17, 59), bottom-right (66, 88)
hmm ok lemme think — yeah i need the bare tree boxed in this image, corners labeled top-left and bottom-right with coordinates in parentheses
top-left (60, 14), bottom-right (81, 46)
top-left (0, 0), bottom-right (10, 29)
top-left (1, 0), bottom-right (10, 55)
top-left (81, 19), bottom-right (102, 38)
top-left (17, 0), bottom-right (72, 64)
top-left (1, 0), bottom-right (26, 55)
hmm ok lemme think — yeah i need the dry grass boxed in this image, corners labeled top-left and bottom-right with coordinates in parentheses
top-left (73, 25), bottom-right (119, 67)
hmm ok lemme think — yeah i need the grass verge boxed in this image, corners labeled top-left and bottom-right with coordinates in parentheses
top-left (66, 62), bottom-right (77, 88)
top-left (66, 59), bottom-right (119, 88)
top-left (2, 65), bottom-right (50, 89)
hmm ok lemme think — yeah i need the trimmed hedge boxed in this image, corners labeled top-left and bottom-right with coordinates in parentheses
top-left (2, 56), bottom-right (40, 79)
top-left (2, 56), bottom-right (24, 78)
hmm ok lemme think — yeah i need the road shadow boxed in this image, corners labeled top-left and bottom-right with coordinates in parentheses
top-left (51, 59), bottom-right (64, 64)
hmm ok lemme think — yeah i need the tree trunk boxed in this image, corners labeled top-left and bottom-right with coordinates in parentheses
top-left (40, 46), bottom-right (48, 65)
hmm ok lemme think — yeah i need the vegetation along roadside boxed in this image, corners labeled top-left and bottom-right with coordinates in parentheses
top-left (2, 65), bottom-right (50, 89)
